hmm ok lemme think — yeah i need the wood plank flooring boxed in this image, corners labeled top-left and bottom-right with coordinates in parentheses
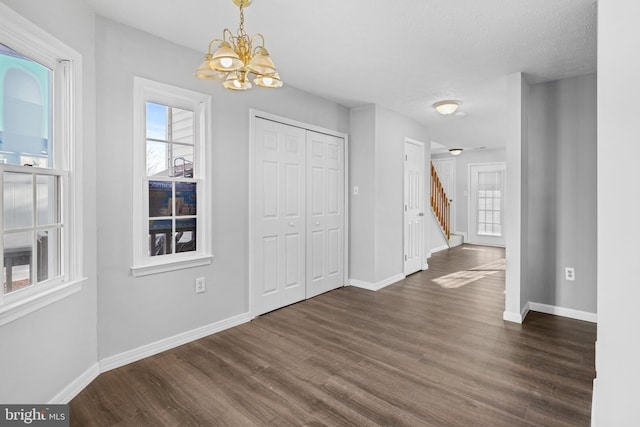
top-left (71, 245), bottom-right (596, 426)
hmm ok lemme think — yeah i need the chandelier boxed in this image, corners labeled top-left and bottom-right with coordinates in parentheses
top-left (195, 0), bottom-right (282, 90)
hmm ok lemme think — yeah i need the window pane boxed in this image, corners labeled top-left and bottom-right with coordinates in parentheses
top-left (36, 228), bottom-right (60, 282)
top-left (175, 182), bottom-right (196, 216)
top-left (149, 219), bottom-right (172, 256)
top-left (176, 218), bottom-right (196, 253)
top-left (146, 102), bottom-right (166, 140)
top-left (170, 107), bottom-right (194, 145)
top-left (37, 174), bottom-right (59, 225)
top-left (146, 140), bottom-right (169, 177)
top-left (149, 180), bottom-right (172, 217)
top-left (3, 231), bottom-right (33, 294)
top-left (171, 145), bottom-right (194, 177)
top-left (0, 43), bottom-right (52, 167)
top-left (3, 172), bottom-right (33, 229)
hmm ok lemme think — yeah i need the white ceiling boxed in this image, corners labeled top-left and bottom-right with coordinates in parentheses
top-left (82, 0), bottom-right (597, 150)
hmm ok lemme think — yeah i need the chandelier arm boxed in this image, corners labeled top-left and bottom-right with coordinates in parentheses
top-left (207, 38), bottom-right (224, 54)
top-left (250, 33), bottom-right (266, 51)
top-left (222, 28), bottom-right (234, 43)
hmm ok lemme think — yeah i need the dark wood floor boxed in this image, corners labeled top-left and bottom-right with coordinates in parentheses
top-left (71, 245), bottom-right (596, 426)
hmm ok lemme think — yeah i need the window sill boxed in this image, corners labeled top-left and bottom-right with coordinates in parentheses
top-left (131, 255), bottom-right (213, 277)
top-left (0, 278), bottom-right (86, 327)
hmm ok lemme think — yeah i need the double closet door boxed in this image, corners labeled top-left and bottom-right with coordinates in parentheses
top-left (252, 117), bottom-right (345, 316)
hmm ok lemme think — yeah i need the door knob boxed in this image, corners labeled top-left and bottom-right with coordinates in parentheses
top-left (289, 221), bottom-right (295, 226)
top-left (418, 212), bottom-right (425, 216)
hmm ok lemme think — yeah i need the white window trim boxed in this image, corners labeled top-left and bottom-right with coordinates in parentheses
top-left (131, 77), bottom-right (212, 277)
top-left (0, 3), bottom-right (85, 325)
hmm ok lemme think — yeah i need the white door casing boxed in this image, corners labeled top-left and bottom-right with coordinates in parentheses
top-left (252, 118), bottom-right (307, 315)
top-left (404, 139), bottom-right (426, 275)
top-left (306, 131), bottom-right (345, 298)
top-left (469, 163), bottom-right (506, 247)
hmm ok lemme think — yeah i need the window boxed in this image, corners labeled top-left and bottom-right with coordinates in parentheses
top-left (132, 78), bottom-right (212, 276)
top-left (0, 4), bottom-right (84, 324)
top-left (477, 170), bottom-right (504, 236)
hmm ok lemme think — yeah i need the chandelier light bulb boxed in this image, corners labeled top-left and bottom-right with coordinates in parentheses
top-left (220, 57), bottom-right (234, 68)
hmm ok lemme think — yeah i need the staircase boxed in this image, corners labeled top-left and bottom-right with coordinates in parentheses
top-left (430, 162), bottom-right (463, 248)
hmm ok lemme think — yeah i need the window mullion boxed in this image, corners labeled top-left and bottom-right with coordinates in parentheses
top-left (31, 175), bottom-right (38, 286)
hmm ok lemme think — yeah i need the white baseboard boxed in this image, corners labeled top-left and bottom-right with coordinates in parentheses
top-left (49, 362), bottom-right (100, 404)
top-left (429, 245), bottom-right (449, 257)
top-left (100, 312), bottom-right (252, 372)
top-left (349, 273), bottom-right (405, 291)
top-left (528, 302), bottom-right (597, 323)
top-left (591, 378), bottom-right (598, 427)
top-left (503, 302), bottom-right (529, 324)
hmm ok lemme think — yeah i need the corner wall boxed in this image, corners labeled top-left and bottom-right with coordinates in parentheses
top-left (349, 105), bottom-right (429, 286)
top-left (528, 74), bottom-right (597, 315)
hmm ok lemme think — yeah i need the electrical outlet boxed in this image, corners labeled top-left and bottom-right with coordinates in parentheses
top-left (195, 277), bottom-right (206, 293)
top-left (353, 186), bottom-right (359, 196)
top-left (565, 267), bottom-right (575, 281)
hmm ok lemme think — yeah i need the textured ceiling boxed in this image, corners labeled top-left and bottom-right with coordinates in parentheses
top-left (82, 0), bottom-right (597, 150)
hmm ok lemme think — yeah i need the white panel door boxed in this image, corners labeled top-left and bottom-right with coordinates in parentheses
top-left (404, 139), bottom-right (426, 275)
top-left (469, 163), bottom-right (506, 246)
top-left (306, 131), bottom-right (345, 298)
top-left (253, 118), bottom-right (307, 315)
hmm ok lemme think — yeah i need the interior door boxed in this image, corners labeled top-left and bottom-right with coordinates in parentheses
top-left (469, 163), bottom-right (506, 246)
top-left (253, 118), bottom-right (307, 315)
top-left (404, 139), bottom-right (425, 275)
top-left (306, 131), bottom-right (345, 298)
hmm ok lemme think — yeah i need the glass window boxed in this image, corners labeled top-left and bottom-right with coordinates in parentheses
top-left (1, 44), bottom-right (65, 297)
top-left (131, 78), bottom-right (211, 276)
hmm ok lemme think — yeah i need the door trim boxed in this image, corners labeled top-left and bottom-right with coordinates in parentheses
top-left (467, 162), bottom-right (507, 247)
top-left (248, 109), bottom-right (349, 319)
top-left (403, 138), bottom-right (427, 275)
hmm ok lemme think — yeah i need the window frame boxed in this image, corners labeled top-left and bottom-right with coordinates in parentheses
top-left (131, 77), bottom-right (212, 277)
top-left (0, 3), bottom-right (85, 326)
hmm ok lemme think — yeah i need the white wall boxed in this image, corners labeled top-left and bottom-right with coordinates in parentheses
top-left (504, 72), bottom-right (529, 322)
top-left (595, 0), bottom-right (640, 424)
top-left (95, 17), bottom-right (350, 360)
top-left (528, 74), bottom-right (597, 314)
top-left (0, 0), bottom-right (98, 403)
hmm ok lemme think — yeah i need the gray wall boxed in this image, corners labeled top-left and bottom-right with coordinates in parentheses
top-left (349, 106), bottom-right (376, 283)
top-left (95, 17), bottom-right (350, 359)
top-left (349, 105), bottom-right (429, 284)
top-left (527, 74), bottom-right (597, 314)
top-left (0, 0), bottom-right (98, 403)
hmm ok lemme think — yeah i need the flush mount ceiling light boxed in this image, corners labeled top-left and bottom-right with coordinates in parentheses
top-left (195, 0), bottom-right (282, 90)
top-left (448, 148), bottom-right (464, 156)
top-left (433, 100), bottom-right (462, 115)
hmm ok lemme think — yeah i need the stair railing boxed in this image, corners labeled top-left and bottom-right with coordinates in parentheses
top-left (430, 162), bottom-right (451, 240)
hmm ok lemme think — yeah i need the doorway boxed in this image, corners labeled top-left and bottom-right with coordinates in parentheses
top-left (404, 138), bottom-right (426, 275)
